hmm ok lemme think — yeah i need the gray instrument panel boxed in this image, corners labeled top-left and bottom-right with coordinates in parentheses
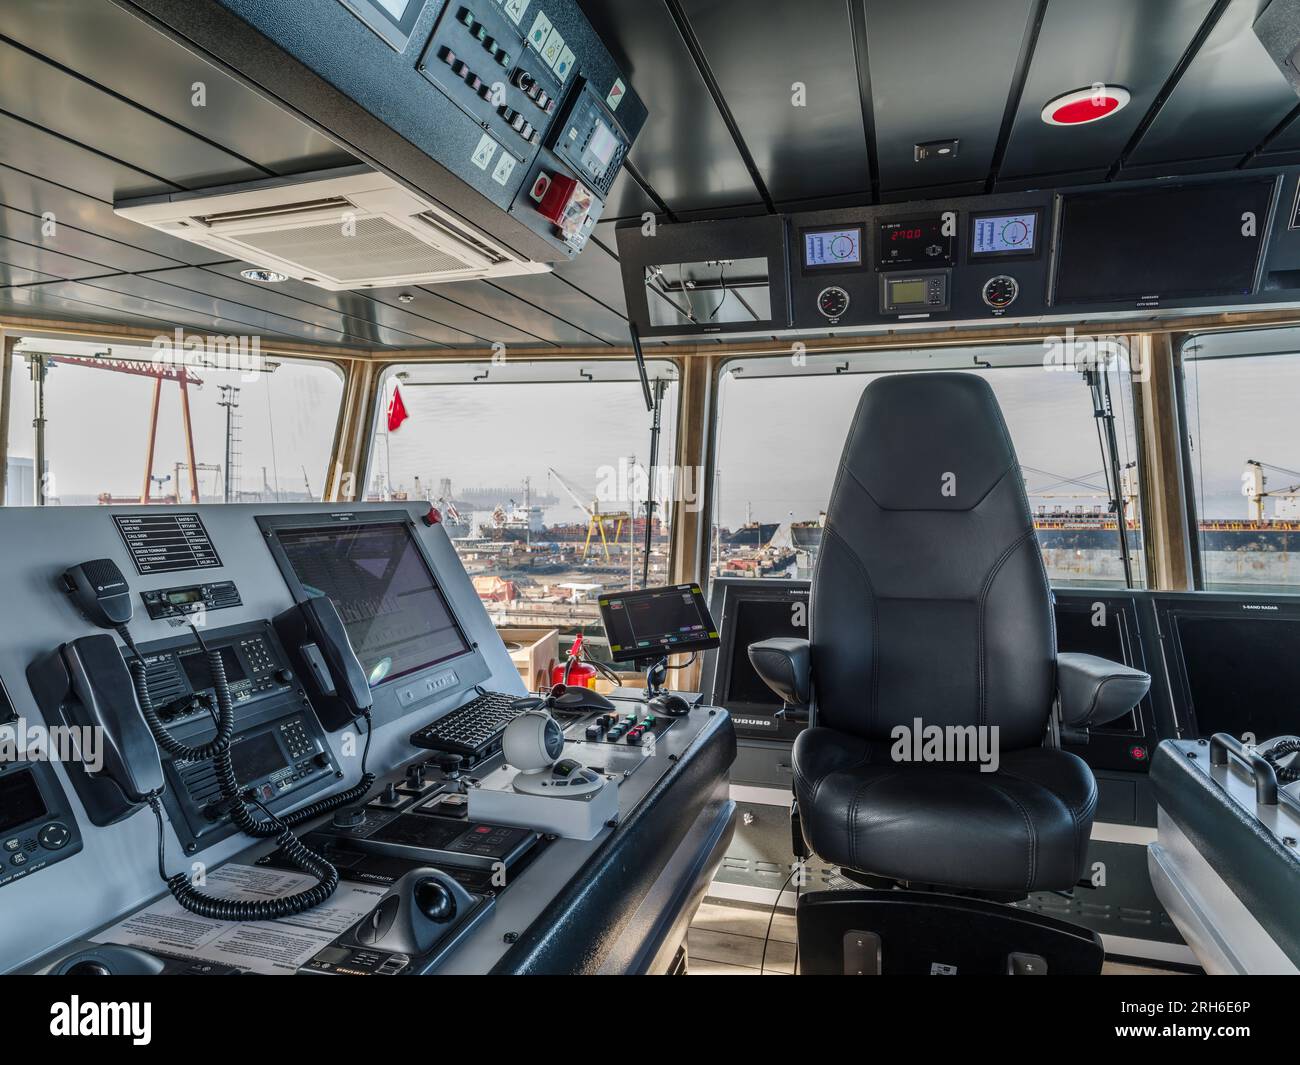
top-left (0, 502), bottom-right (519, 973)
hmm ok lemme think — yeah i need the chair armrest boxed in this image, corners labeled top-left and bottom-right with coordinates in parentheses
top-left (1057, 652), bottom-right (1150, 730)
top-left (748, 638), bottom-right (810, 708)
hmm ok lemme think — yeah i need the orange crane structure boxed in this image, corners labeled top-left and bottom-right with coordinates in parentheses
top-left (50, 354), bottom-right (204, 504)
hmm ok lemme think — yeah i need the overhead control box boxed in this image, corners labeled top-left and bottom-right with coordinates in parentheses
top-left (121, 0), bottom-right (646, 267)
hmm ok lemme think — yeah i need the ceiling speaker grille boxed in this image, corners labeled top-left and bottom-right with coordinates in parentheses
top-left (235, 217), bottom-right (470, 281)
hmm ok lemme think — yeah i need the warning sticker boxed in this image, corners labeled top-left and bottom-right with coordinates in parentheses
top-left (471, 132), bottom-right (498, 170)
top-left (606, 78), bottom-right (626, 111)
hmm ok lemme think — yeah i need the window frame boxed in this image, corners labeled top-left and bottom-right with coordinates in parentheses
top-left (706, 341), bottom-right (1151, 591)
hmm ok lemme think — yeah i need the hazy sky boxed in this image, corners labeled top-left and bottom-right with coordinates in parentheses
top-left (5, 342), bottom-right (342, 503)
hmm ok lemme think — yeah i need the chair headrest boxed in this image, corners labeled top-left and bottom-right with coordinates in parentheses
top-left (840, 372), bottom-right (1018, 512)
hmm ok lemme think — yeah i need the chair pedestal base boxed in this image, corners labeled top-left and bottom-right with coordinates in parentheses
top-left (797, 889), bottom-right (1103, 975)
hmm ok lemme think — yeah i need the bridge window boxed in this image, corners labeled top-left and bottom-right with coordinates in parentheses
top-left (1183, 328), bottom-right (1300, 593)
top-left (2, 337), bottom-right (344, 506)
top-left (364, 360), bottom-right (680, 655)
top-left (711, 342), bottom-right (1145, 588)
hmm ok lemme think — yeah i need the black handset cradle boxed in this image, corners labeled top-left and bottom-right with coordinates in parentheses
top-left (27, 634), bottom-right (164, 826)
top-left (273, 596), bottom-right (374, 730)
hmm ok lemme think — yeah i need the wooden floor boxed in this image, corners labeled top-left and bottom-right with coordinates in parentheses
top-left (686, 897), bottom-right (1184, 976)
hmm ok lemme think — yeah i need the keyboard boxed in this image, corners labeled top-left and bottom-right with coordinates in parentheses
top-left (407, 690), bottom-right (531, 764)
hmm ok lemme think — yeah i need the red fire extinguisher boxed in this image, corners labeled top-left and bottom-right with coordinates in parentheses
top-left (552, 633), bottom-right (598, 690)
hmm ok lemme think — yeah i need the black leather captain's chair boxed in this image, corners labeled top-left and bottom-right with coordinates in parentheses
top-left (749, 372), bottom-right (1149, 974)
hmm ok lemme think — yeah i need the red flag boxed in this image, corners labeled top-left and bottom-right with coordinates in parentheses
top-left (387, 384), bottom-right (409, 432)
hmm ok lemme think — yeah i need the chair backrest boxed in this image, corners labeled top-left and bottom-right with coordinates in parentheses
top-left (810, 372), bottom-right (1055, 750)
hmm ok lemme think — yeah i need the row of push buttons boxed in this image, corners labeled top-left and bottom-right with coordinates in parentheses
top-left (457, 8), bottom-right (511, 67)
top-left (586, 711), bottom-right (658, 746)
top-left (3, 821), bottom-right (70, 865)
top-left (438, 46), bottom-right (540, 146)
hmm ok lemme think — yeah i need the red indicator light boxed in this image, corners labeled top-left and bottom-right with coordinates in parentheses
top-left (1041, 86), bottom-right (1131, 126)
top-left (1129, 745), bottom-right (1148, 762)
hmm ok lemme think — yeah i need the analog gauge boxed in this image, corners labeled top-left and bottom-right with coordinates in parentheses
top-left (817, 286), bottom-right (851, 320)
top-left (982, 274), bottom-right (1019, 310)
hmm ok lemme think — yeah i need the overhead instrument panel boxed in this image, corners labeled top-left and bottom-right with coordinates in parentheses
top-left (121, 0), bottom-right (646, 263)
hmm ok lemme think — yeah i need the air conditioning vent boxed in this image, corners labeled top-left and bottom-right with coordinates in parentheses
top-left (114, 165), bottom-right (550, 291)
top-left (197, 197), bottom-right (353, 227)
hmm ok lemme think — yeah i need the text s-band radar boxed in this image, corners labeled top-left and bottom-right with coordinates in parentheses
top-left (599, 584), bottom-right (720, 663)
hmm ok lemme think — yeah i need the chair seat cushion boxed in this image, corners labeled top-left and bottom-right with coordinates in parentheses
top-left (793, 727), bottom-right (1097, 894)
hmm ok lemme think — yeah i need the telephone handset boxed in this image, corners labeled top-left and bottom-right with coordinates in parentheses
top-left (273, 596), bottom-right (373, 730)
top-left (29, 557), bottom-right (377, 921)
top-left (27, 633), bottom-right (164, 825)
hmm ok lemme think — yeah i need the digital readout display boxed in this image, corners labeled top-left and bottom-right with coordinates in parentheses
top-left (972, 212), bottom-right (1038, 256)
top-left (803, 228), bottom-right (862, 268)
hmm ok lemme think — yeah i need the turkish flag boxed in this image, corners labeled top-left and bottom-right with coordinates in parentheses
top-left (387, 384), bottom-right (409, 432)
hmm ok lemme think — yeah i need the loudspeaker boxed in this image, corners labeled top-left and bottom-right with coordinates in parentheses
top-left (1256, 0), bottom-right (1300, 97)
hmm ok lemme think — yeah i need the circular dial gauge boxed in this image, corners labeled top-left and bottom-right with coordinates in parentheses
top-left (817, 286), bottom-right (850, 320)
top-left (982, 274), bottom-right (1019, 310)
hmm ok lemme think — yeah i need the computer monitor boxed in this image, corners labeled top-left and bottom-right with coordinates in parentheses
top-left (703, 578), bottom-right (810, 741)
top-left (598, 584), bottom-right (719, 663)
top-left (262, 515), bottom-right (472, 687)
top-left (1158, 595), bottom-right (1300, 741)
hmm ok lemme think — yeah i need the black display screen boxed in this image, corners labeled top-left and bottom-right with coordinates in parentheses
top-left (721, 598), bottom-right (807, 709)
top-left (877, 215), bottom-right (954, 269)
top-left (1174, 614), bottom-right (1300, 740)
top-left (1054, 178), bottom-right (1275, 304)
top-left (600, 584), bottom-right (719, 663)
top-left (229, 732), bottom-right (287, 786)
top-left (0, 771), bottom-right (48, 833)
top-left (274, 522), bottom-right (470, 686)
top-left (180, 646), bottom-right (247, 691)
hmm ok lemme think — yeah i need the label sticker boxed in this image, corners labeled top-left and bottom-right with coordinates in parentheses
top-left (491, 152), bottom-right (518, 186)
top-left (503, 0), bottom-right (531, 26)
top-left (554, 45), bottom-right (575, 82)
top-left (541, 26), bottom-right (565, 67)
top-left (527, 11), bottom-right (552, 50)
top-left (606, 77), bottom-right (626, 111)
top-left (471, 132), bottom-right (498, 170)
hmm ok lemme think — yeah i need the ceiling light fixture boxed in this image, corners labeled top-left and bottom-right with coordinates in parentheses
top-left (240, 268), bottom-right (288, 282)
top-left (1041, 85), bottom-right (1130, 126)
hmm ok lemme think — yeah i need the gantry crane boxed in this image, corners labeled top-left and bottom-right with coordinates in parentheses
top-left (547, 466), bottom-right (632, 561)
top-left (48, 352), bottom-right (204, 503)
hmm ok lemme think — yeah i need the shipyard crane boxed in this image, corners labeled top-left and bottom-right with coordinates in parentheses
top-left (45, 351), bottom-right (204, 503)
top-left (1244, 460), bottom-right (1300, 521)
top-left (547, 466), bottom-right (632, 561)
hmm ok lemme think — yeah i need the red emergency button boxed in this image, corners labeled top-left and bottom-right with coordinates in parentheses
top-left (1129, 745), bottom-right (1148, 762)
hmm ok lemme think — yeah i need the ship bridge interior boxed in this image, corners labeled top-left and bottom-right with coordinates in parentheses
top-left (4, 0), bottom-right (1300, 1004)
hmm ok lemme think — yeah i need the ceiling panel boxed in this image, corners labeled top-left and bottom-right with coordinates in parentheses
top-left (201, 263), bottom-right (536, 348)
top-left (865, 0), bottom-right (1035, 194)
top-left (0, 111), bottom-right (171, 203)
top-left (0, 163), bottom-right (225, 266)
top-left (0, 281), bottom-right (241, 335)
top-left (0, 263), bottom-right (60, 287)
top-left (139, 266), bottom-right (454, 348)
top-left (485, 273), bottom-right (628, 343)
top-left (69, 273), bottom-right (359, 347)
top-left (0, 37), bottom-right (265, 189)
top-left (998, 0), bottom-right (1216, 180)
top-left (1, 0), bottom-right (353, 178)
top-left (422, 280), bottom-right (614, 346)
top-left (0, 205), bottom-right (182, 274)
top-left (600, 168), bottom-right (658, 222)
top-left (550, 238), bottom-right (628, 319)
top-left (681, 0), bottom-right (869, 204)
top-left (577, 0), bottom-right (762, 213)
top-left (360, 286), bottom-right (557, 348)
top-left (1127, 0), bottom-right (1296, 167)
top-left (0, 236), bottom-right (123, 282)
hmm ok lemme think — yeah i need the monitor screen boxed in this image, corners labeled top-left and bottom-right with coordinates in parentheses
top-left (877, 215), bottom-right (954, 268)
top-left (803, 227), bottom-right (862, 269)
top-left (720, 597), bottom-right (807, 709)
top-left (273, 521), bottom-right (470, 686)
top-left (0, 771), bottom-right (47, 834)
top-left (1054, 178), bottom-right (1274, 304)
top-left (599, 584), bottom-right (719, 663)
top-left (180, 646), bottom-right (247, 692)
top-left (971, 211), bottom-right (1038, 257)
top-left (1173, 613), bottom-right (1300, 740)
